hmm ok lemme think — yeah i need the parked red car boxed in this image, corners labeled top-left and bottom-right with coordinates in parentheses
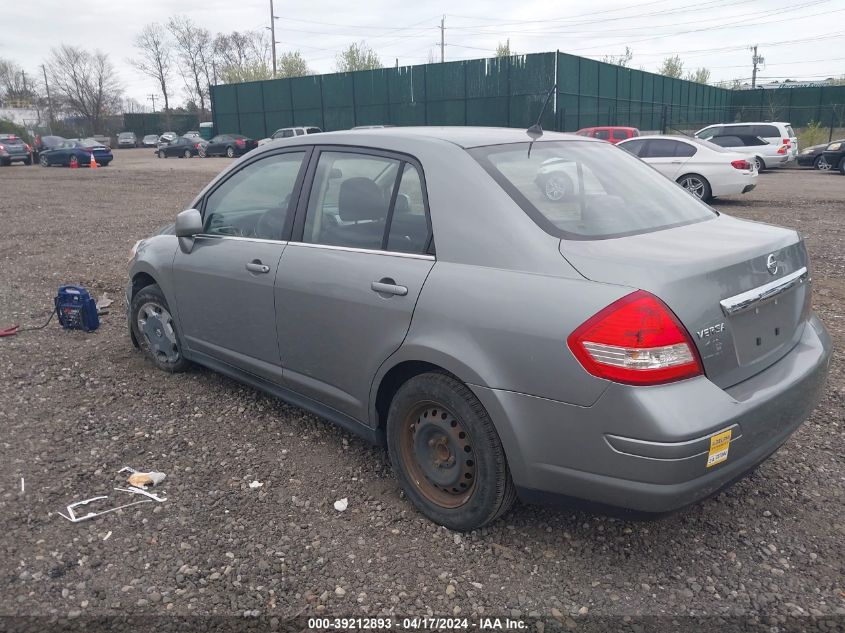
top-left (575, 126), bottom-right (640, 144)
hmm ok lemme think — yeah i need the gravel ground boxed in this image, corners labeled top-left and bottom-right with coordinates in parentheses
top-left (1, 151), bottom-right (843, 631)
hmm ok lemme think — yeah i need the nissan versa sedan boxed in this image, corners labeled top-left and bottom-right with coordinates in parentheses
top-left (127, 127), bottom-right (831, 530)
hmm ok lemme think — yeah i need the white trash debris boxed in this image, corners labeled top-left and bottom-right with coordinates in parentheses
top-left (119, 466), bottom-right (166, 488)
top-left (333, 498), bottom-right (349, 512)
top-left (248, 480), bottom-right (264, 489)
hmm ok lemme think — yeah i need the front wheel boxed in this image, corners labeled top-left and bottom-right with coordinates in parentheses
top-left (39, 155), bottom-right (49, 167)
top-left (130, 284), bottom-right (190, 373)
top-left (226, 146), bottom-right (235, 158)
top-left (814, 155), bottom-right (830, 171)
top-left (184, 149), bottom-right (192, 159)
top-left (198, 146), bottom-right (207, 158)
top-left (386, 372), bottom-right (516, 531)
top-left (677, 173), bottom-right (712, 202)
top-left (158, 150), bottom-right (166, 159)
top-left (542, 173), bottom-right (574, 202)
top-left (839, 158), bottom-right (845, 176)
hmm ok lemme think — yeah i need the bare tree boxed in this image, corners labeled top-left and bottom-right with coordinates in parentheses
top-left (0, 58), bottom-right (36, 106)
top-left (130, 23), bottom-right (173, 120)
top-left (213, 31), bottom-right (272, 83)
top-left (602, 47), bottom-right (633, 68)
top-left (686, 67), bottom-right (711, 84)
top-left (167, 16), bottom-right (213, 118)
top-left (496, 40), bottom-right (515, 58)
top-left (46, 45), bottom-right (122, 133)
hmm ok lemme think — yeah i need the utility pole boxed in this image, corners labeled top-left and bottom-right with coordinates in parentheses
top-left (440, 15), bottom-right (445, 63)
top-left (750, 45), bottom-right (764, 89)
top-left (270, 0), bottom-right (279, 77)
top-left (41, 64), bottom-right (54, 134)
top-left (148, 94), bottom-right (157, 112)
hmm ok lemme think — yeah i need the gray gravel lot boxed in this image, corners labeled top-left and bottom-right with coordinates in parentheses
top-left (0, 151), bottom-right (843, 630)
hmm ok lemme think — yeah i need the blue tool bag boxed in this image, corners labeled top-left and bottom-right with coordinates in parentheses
top-left (55, 285), bottom-right (100, 332)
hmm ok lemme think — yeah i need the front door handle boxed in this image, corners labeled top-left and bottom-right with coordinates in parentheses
top-left (371, 279), bottom-right (408, 296)
top-left (246, 261), bottom-right (270, 274)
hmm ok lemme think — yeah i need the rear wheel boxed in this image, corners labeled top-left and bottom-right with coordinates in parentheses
top-left (839, 158), bottom-right (845, 176)
top-left (198, 146), bottom-right (207, 158)
top-left (158, 150), bottom-right (166, 159)
top-left (130, 284), bottom-right (190, 373)
top-left (542, 173), bottom-right (574, 202)
top-left (814, 155), bottom-right (830, 171)
top-left (39, 154), bottom-right (49, 167)
top-left (226, 146), bottom-right (235, 158)
top-left (183, 149), bottom-right (192, 159)
top-left (753, 156), bottom-right (765, 172)
top-left (386, 372), bottom-right (516, 531)
top-left (677, 173), bottom-right (712, 202)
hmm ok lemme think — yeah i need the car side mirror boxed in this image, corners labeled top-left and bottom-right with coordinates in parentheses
top-left (175, 208), bottom-right (203, 253)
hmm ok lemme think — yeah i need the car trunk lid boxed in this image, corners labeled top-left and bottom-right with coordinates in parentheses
top-left (560, 214), bottom-right (811, 388)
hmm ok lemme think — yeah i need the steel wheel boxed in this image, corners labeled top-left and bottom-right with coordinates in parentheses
top-left (136, 301), bottom-right (181, 365)
top-left (679, 175), bottom-right (706, 199)
top-left (398, 401), bottom-right (477, 508)
top-left (816, 155), bottom-right (830, 171)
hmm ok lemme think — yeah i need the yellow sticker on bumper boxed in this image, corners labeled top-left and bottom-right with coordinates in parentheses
top-left (706, 429), bottom-right (732, 467)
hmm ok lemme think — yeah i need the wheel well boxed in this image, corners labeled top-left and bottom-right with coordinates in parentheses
top-left (374, 360), bottom-right (453, 432)
top-left (130, 272), bottom-right (157, 301)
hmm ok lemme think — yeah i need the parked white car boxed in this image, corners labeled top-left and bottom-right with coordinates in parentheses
top-left (616, 135), bottom-right (757, 202)
top-left (258, 126), bottom-right (322, 146)
top-left (706, 134), bottom-right (789, 171)
top-left (695, 122), bottom-right (798, 163)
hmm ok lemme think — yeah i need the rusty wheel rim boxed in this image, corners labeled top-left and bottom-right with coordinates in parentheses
top-left (399, 401), bottom-right (476, 509)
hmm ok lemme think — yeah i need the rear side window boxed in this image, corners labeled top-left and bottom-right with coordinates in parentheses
top-left (710, 136), bottom-right (741, 147)
top-left (697, 126), bottom-right (722, 139)
top-left (594, 130), bottom-right (610, 140)
top-left (675, 142), bottom-right (696, 157)
top-left (751, 125), bottom-right (780, 138)
top-left (642, 139), bottom-right (680, 158)
top-left (743, 136), bottom-right (767, 146)
top-left (612, 129), bottom-right (629, 140)
top-left (619, 139), bottom-right (646, 156)
top-left (203, 152), bottom-right (306, 240)
top-left (301, 151), bottom-right (431, 254)
top-left (470, 141), bottom-right (715, 240)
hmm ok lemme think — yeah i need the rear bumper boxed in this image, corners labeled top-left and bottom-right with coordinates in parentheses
top-left (709, 171), bottom-right (756, 197)
top-left (471, 314), bottom-right (831, 513)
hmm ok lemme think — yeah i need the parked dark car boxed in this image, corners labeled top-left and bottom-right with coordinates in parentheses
top-left (799, 140), bottom-right (843, 170)
top-left (203, 134), bottom-right (258, 158)
top-left (156, 136), bottom-right (205, 158)
top-left (39, 139), bottom-right (113, 167)
top-left (33, 135), bottom-right (66, 159)
top-left (0, 134), bottom-right (33, 165)
top-left (822, 140), bottom-right (845, 175)
top-left (118, 132), bottom-right (138, 148)
top-left (142, 134), bottom-right (160, 147)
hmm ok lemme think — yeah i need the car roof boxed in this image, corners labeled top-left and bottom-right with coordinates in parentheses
top-left (262, 126), bottom-right (592, 150)
top-left (619, 134), bottom-right (693, 142)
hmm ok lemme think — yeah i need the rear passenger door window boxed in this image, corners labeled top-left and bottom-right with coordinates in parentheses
top-left (619, 139), bottom-right (646, 156)
top-left (301, 150), bottom-right (431, 254)
top-left (612, 129), bottom-right (629, 141)
top-left (594, 130), bottom-right (610, 140)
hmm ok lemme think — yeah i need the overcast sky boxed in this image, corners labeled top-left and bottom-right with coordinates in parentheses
top-left (3, 0), bottom-right (844, 105)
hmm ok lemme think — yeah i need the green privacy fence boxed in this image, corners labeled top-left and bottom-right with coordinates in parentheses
top-left (729, 85), bottom-right (845, 128)
top-left (122, 113), bottom-right (200, 137)
top-left (209, 52), bottom-right (840, 139)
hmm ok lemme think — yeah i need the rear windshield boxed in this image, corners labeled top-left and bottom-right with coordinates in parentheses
top-left (470, 141), bottom-right (716, 240)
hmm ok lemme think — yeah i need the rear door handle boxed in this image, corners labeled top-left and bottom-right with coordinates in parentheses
top-left (246, 261), bottom-right (270, 274)
top-left (371, 280), bottom-right (408, 296)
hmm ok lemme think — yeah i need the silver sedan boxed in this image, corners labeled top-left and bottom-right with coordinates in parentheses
top-left (127, 127), bottom-right (831, 530)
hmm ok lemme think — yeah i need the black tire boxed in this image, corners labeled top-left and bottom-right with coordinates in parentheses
top-left (23, 157), bottom-right (32, 165)
top-left (386, 372), bottom-right (517, 531)
top-left (158, 150), bottom-right (166, 159)
top-left (226, 146), bottom-right (235, 158)
top-left (183, 149), bottom-right (192, 159)
top-left (677, 173), bottom-right (712, 202)
top-left (839, 158), bottom-right (845, 176)
top-left (130, 284), bottom-right (190, 373)
top-left (754, 156), bottom-right (765, 172)
top-left (39, 155), bottom-right (49, 167)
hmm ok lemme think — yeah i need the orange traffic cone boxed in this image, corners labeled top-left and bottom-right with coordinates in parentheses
top-left (69, 156), bottom-right (79, 169)
top-left (89, 153), bottom-right (98, 169)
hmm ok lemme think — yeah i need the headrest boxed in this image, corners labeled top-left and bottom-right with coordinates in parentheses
top-left (338, 177), bottom-right (387, 222)
top-left (394, 193), bottom-right (411, 215)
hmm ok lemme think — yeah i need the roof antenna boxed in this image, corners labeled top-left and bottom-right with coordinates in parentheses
top-left (527, 83), bottom-right (556, 158)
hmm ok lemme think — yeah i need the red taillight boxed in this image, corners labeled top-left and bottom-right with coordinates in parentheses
top-left (783, 138), bottom-right (790, 146)
top-left (235, 138), bottom-right (245, 146)
top-left (777, 145), bottom-right (787, 155)
top-left (567, 290), bottom-right (703, 386)
top-left (731, 159), bottom-right (751, 170)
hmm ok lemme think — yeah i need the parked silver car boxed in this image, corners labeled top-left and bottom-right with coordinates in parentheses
top-left (127, 127), bottom-right (831, 530)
